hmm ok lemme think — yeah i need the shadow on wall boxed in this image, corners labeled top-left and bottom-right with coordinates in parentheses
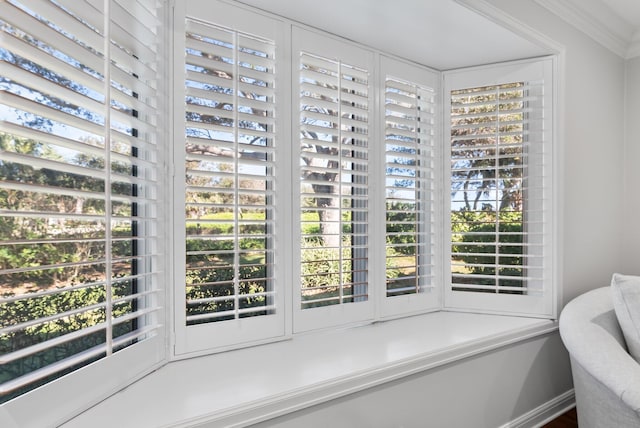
top-left (499, 332), bottom-right (573, 426)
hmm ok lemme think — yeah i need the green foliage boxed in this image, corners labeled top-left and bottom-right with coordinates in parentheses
top-left (185, 237), bottom-right (269, 323)
top-left (386, 202), bottom-right (418, 255)
top-left (301, 243), bottom-right (352, 290)
top-left (0, 285), bottom-right (137, 403)
top-left (451, 210), bottom-right (524, 288)
top-left (0, 132), bottom-right (133, 291)
top-left (0, 131), bottom-right (141, 401)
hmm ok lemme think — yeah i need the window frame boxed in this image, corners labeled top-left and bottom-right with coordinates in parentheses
top-left (172, 0), bottom-right (289, 357)
top-left (0, 0), bottom-right (169, 418)
top-left (378, 55), bottom-right (442, 320)
top-left (443, 58), bottom-right (556, 318)
top-left (291, 26), bottom-right (376, 332)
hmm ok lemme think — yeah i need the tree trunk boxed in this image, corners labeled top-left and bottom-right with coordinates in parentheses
top-left (315, 191), bottom-right (341, 249)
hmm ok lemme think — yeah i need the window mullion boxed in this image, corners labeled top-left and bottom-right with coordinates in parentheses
top-left (338, 60), bottom-right (344, 305)
top-left (494, 86), bottom-right (500, 293)
top-left (414, 89), bottom-right (421, 294)
top-left (233, 30), bottom-right (240, 320)
top-left (103, 0), bottom-right (114, 356)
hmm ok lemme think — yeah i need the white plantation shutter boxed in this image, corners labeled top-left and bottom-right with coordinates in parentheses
top-left (174, 1), bottom-right (285, 355)
top-left (294, 27), bottom-right (373, 331)
top-left (444, 59), bottom-right (554, 317)
top-left (183, 20), bottom-right (276, 324)
top-left (0, 0), bottom-right (164, 403)
top-left (380, 57), bottom-right (440, 318)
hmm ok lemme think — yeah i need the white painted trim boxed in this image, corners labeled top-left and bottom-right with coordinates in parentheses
top-left (205, 323), bottom-right (562, 428)
top-left (455, 0), bottom-right (565, 55)
top-left (499, 389), bottom-right (575, 428)
top-left (459, 0), bottom-right (640, 59)
top-left (61, 312), bottom-right (558, 428)
top-left (629, 31), bottom-right (640, 59)
top-left (2, 340), bottom-right (166, 428)
top-left (533, 0), bottom-right (631, 58)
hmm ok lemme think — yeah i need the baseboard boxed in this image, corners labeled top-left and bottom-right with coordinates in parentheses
top-left (499, 389), bottom-right (575, 428)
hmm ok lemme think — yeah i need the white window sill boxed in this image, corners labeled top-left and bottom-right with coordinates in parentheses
top-left (61, 311), bottom-right (557, 428)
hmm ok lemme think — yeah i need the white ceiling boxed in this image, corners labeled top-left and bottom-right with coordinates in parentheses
top-left (233, 0), bottom-right (551, 70)
top-left (233, 0), bottom-right (640, 66)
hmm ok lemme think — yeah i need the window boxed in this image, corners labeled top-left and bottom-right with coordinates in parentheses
top-left (0, 0), bottom-right (557, 413)
top-left (293, 28), bottom-right (374, 331)
top-left (174, 7), bottom-right (555, 348)
top-left (182, 20), bottom-right (277, 324)
top-left (295, 29), bottom-right (372, 329)
top-left (380, 56), bottom-right (440, 318)
top-left (444, 60), bottom-right (554, 316)
top-left (299, 51), bottom-right (369, 310)
top-left (173, 1), bottom-right (286, 355)
top-left (0, 0), bottom-right (165, 403)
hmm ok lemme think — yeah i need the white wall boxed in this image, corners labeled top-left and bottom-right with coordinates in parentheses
top-left (480, 0), bottom-right (627, 304)
top-left (623, 57), bottom-right (640, 273)
top-left (247, 1), bottom-right (628, 426)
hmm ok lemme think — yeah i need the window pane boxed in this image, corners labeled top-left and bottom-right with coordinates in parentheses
top-left (385, 78), bottom-right (436, 297)
top-left (299, 53), bottom-right (369, 309)
top-left (450, 82), bottom-right (534, 294)
top-left (183, 21), bottom-right (276, 324)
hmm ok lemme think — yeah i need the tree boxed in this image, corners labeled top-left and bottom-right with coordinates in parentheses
top-left (450, 84), bottom-right (525, 212)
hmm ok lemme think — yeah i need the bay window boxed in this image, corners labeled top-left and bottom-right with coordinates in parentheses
top-left (0, 0), bottom-right (557, 419)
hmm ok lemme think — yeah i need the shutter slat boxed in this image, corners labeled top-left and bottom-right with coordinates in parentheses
top-left (239, 35), bottom-right (275, 57)
top-left (2, 90), bottom-right (105, 136)
top-left (186, 19), bottom-right (233, 44)
top-left (238, 81), bottom-right (273, 99)
top-left (110, 3), bottom-right (158, 58)
top-left (300, 81), bottom-right (340, 101)
top-left (0, 2), bottom-right (105, 74)
top-left (0, 150), bottom-right (106, 180)
top-left (186, 51), bottom-right (234, 76)
top-left (186, 102), bottom-right (235, 121)
top-left (186, 86), bottom-right (233, 106)
top-left (186, 69), bottom-right (233, 91)
top-left (0, 121), bottom-right (102, 157)
top-left (238, 51), bottom-right (274, 70)
top-left (300, 54), bottom-right (338, 73)
top-left (16, 0), bottom-right (104, 52)
top-left (0, 29), bottom-right (104, 97)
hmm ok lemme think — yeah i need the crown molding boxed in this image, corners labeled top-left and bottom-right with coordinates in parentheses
top-left (629, 30), bottom-right (640, 59)
top-left (534, 0), bottom-right (636, 59)
top-left (455, 0), bottom-right (565, 54)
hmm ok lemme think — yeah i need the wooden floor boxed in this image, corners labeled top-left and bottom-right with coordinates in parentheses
top-left (541, 408), bottom-right (578, 428)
